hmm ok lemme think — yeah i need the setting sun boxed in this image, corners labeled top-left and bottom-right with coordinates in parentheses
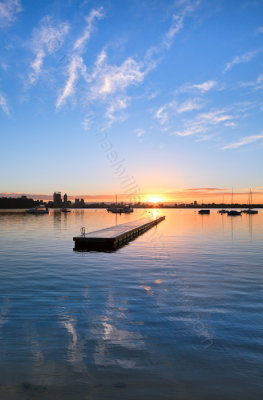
top-left (146, 195), bottom-right (164, 204)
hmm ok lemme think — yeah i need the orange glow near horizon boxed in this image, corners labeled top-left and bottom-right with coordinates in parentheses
top-left (145, 195), bottom-right (165, 204)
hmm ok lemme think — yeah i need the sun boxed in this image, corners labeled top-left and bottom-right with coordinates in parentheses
top-left (146, 195), bottom-right (164, 204)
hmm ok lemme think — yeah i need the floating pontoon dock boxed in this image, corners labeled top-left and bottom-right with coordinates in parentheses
top-left (73, 216), bottom-right (165, 251)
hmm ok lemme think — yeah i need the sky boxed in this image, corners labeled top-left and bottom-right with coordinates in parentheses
top-left (0, 0), bottom-right (263, 203)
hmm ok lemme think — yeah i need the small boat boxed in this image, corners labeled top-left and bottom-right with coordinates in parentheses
top-left (227, 188), bottom-right (241, 216)
top-left (107, 195), bottom-right (133, 214)
top-left (121, 205), bottom-right (134, 214)
top-left (198, 209), bottom-right (210, 214)
top-left (61, 208), bottom-right (71, 213)
top-left (242, 209), bottom-right (258, 215)
top-left (227, 210), bottom-right (241, 216)
top-left (27, 205), bottom-right (49, 214)
top-left (107, 205), bottom-right (134, 214)
top-left (218, 194), bottom-right (227, 213)
top-left (107, 206), bottom-right (123, 213)
top-left (242, 189), bottom-right (258, 214)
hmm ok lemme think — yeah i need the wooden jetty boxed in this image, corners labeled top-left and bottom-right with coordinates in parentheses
top-left (73, 216), bottom-right (165, 251)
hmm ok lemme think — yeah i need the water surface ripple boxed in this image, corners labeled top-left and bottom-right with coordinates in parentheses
top-left (0, 209), bottom-right (262, 399)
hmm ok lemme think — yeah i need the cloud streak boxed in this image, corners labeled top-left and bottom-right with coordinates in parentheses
top-left (0, 0), bottom-right (22, 27)
top-left (58, 1), bottom-right (202, 124)
top-left (56, 55), bottom-right (87, 109)
top-left (155, 97), bottom-right (204, 125)
top-left (56, 7), bottom-right (104, 109)
top-left (0, 93), bottom-right (10, 115)
top-left (171, 109), bottom-right (235, 137)
top-left (29, 16), bottom-right (70, 85)
top-left (73, 7), bottom-right (104, 52)
top-left (224, 50), bottom-right (261, 73)
top-left (177, 97), bottom-right (204, 113)
top-left (89, 51), bottom-right (145, 99)
top-left (81, 50), bottom-right (147, 125)
top-left (189, 80), bottom-right (217, 93)
top-left (222, 133), bottom-right (263, 149)
top-left (164, 14), bottom-right (184, 48)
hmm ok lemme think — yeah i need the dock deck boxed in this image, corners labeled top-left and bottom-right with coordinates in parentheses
top-left (73, 216), bottom-right (165, 251)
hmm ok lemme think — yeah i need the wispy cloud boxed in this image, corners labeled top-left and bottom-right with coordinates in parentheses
top-left (155, 97), bottom-right (204, 125)
top-left (171, 109), bottom-right (234, 136)
top-left (0, 93), bottom-right (10, 115)
top-left (73, 7), bottom-right (104, 52)
top-left (134, 128), bottom-right (145, 137)
top-left (89, 51), bottom-right (145, 99)
top-left (224, 121), bottom-right (236, 127)
top-left (58, 1), bottom-right (203, 125)
top-left (164, 0), bottom-right (201, 48)
top-left (189, 80), bottom-right (217, 93)
top-left (164, 15), bottom-right (184, 48)
top-left (29, 16), bottom-right (70, 85)
top-left (175, 80), bottom-right (218, 94)
top-left (0, 0), bottom-right (22, 27)
top-left (105, 96), bottom-right (128, 125)
top-left (256, 26), bottom-right (263, 34)
top-left (56, 8), bottom-right (104, 109)
top-left (60, 1), bottom-right (202, 124)
top-left (240, 74), bottom-right (263, 90)
top-left (222, 133), bottom-right (263, 149)
top-left (56, 55), bottom-right (87, 108)
top-left (177, 97), bottom-right (204, 113)
top-left (224, 49), bottom-right (261, 73)
top-left (145, 0), bottom-right (201, 67)
top-left (83, 50), bottom-right (146, 124)
top-left (155, 105), bottom-right (169, 125)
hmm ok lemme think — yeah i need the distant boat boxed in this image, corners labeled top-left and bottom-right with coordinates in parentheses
top-left (242, 189), bottom-right (258, 214)
top-left (227, 210), bottom-right (241, 216)
top-left (244, 209), bottom-right (258, 214)
top-left (121, 205), bottom-right (134, 213)
top-left (61, 208), bottom-right (71, 213)
top-left (27, 205), bottom-right (49, 214)
top-left (107, 195), bottom-right (133, 214)
top-left (218, 194), bottom-right (227, 214)
top-left (227, 187), bottom-right (241, 216)
top-left (107, 206), bottom-right (122, 214)
top-left (198, 209), bottom-right (210, 214)
top-left (107, 205), bottom-right (134, 214)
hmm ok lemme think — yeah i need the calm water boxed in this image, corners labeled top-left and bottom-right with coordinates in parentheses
top-left (0, 209), bottom-right (262, 399)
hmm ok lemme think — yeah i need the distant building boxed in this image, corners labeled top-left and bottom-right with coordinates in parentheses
top-left (64, 193), bottom-right (68, 203)
top-left (194, 200), bottom-right (197, 206)
top-left (75, 198), bottom-right (80, 206)
top-left (53, 192), bottom-right (62, 206)
top-left (80, 198), bottom-right (85, 207)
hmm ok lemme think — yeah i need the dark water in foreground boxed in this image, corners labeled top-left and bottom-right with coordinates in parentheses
top-left (0, 209), bottom-right (262, 399)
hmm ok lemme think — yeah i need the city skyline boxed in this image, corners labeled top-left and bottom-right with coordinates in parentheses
top-left (1, 187), bottom-right (263, 204)
top-left (1, 0), bottom-right (263, 199)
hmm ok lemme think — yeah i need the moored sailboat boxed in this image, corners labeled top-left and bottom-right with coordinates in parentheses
top-left (227, 188), bottom-right (241, 216)
top-left (107, 195), bottom-right (134, 214)
top-left (242, 189), bottom-right (258, 214)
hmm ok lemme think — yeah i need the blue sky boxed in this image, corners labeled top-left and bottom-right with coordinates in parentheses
top-left (1, 0), bottom-right (263, 202)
